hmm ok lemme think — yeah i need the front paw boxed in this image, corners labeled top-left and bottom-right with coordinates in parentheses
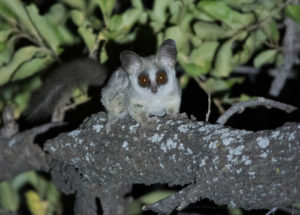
top-left (138, 119), bottom-right (157, 137)
top-left (105, 122), bottom-right (113, 134)
top-left (167, 112), bottom-right (179, 119)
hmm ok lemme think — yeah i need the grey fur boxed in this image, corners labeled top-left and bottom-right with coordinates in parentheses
top-left (26, 58), bottom-right (107, 120)
top-left (101, 39), bottom-right (181, 132)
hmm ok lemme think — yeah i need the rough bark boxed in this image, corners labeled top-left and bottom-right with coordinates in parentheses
top-left (0, 122), bottom-right (62, 181)
top-left (1, 112), bottom-right (300, 214)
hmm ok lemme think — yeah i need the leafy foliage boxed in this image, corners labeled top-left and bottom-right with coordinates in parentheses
top-left (0, 0), bottom-right (296, 118)
top-left (0, 172), bottom-right (61, 214)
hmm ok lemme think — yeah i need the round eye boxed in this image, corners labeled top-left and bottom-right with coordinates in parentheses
top-left (156, 70), bottom-right (167, 85)
top-left (138, 73), bottom-right (150, 87)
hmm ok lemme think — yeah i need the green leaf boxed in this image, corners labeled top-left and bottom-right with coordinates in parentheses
top-left (261, 19), bottom-right (279, 42)
top-left (106, 8), bottom-right (142, 36)
top-left (26, 4), bottom-right (62, 54)
top-left (0, 2), bottom-right (17, 25)
top-left (212, 39), bottom-right (233, 77)
top-left (186, 41), bottom-right (219, 75)
top-left (269, 20), bottom-right (279, 42)
top-left (138, 11), bottom-right (148, 25)
top-left (169, 1), bottom-right (181, 23)
top-left (108, 14), bottom-right (122, 32)
top-left (121, 8), bottom-right (141, 30)
top-left (61, 0), bottom-right (85, 10)
top-left (43, 5), bottom-right (76, 46)
top-left (0, 46), bottom-right (50, 86)
top-left (253, 49), bottom-right (278, 68)
top-left (179, 60), bottom-right (203, 76)
top-left (221, 0), bottom-right (256, 8)
top-left (14, 88), bottom-right (31, 113)
top-left (25, 190), bottom-right (48, 215)
top-left (97, 0), bottom-right (116, 25)
top-left (285, 5), bottom-right (300, 22)
top-left (78, 23), bottom-right (97, 52)
top-left (46, 182), bottom-right (62, 215)
top-left (164, 26), bottom-right (187, 51)
top-left (149, 0), bottom-right (172, 24)
top-left (1, 0), bottom-right (42, 42)
top-left (228, 207), bottom-right (243, 215)
top-left (55, 25), bottom-right (78, 45)
top-left (294, 202), bottom-right (300, 209)
top-left (0, 42), bottom-right (5, 53)
top-left (222, 94), bottom-right (255, 104)
top-left (131, 0), bottom-right (143, 9)
top-left (100, 43), bottom-right (108, 63)
top-left (0, 181), bottom-right (20, 211)
top-left (12, 55), bottom-right (53, 82)
top-left (150, 21), bottom-right (165, 33)
top-left (70, 10), bottom-right (85, 26)
top-left (232, 31), bottom-right (266, 65)
top-left (46, 183), bottom-right (60, 204)
top-left (0, 28), bottom-right (15, 43)
top-left (193, 21), bottom-right (230, 40)
top-left (11, 172), bottom-right (35, 191)
top-left (198, 1), bottom-right (254, 30)
top-left (206, 77), bottom-right (244, 94)
top-left (140, 190), bottom-right (175, 204)
top-left (47, 3), bottom-right (67, 24)
top-left (0, 35), bottom-right (19, 65)
top-left (178, 13), bottom-right (193, 32)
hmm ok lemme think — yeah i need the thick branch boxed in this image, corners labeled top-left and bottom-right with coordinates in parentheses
top-left (44, 112), bottom-right (300, 214)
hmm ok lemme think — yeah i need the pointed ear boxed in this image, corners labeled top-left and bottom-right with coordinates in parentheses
top-left (120, 51), bottom-right (142, 74)
top-left (156, 39), bottom-right (177, 66)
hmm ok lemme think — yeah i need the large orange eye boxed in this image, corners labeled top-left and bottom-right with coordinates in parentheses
top-left (138, 73), bottom-right (151, 87)
top-left (156, 70), bottom-right (167, 85)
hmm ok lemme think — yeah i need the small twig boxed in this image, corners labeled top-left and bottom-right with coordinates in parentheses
top-left (263, 40), bottom-right (282, 50)
top-left (193, 77), bottom-right (225, 115)
top-left (265, 208), bottom-right (277, 215)
top-left (216, 97), bottom-right (297, 125)
top-left (143, 182), bottom-right (201, 214)
top-left (213, 98), bottom-right (225, 114)
top-left (205, 89), bottom-right (211, 122)
top-left (234, 66), bottom-right (296, 79)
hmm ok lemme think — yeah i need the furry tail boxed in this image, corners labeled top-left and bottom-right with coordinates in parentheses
top-left (26, 58), bottom-right (107, 120)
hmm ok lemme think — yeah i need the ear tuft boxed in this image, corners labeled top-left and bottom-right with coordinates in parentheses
top-left (157, 39), bottom-right (177, 66)
top-left (120, 51), bottom-right (142, 74)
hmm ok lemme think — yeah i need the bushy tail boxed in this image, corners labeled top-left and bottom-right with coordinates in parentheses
top-left (26, 58), bottom-right (107, 120)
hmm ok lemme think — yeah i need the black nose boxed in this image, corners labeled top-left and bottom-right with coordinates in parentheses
top-left (151, 86), bottom-right (157, 93)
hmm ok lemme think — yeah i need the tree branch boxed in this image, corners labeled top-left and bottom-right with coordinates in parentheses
top-left (42, 112), bottom-right (300, 214)
top-left (1, 110), bottom-right (300, 214)
top-left (269, 18), bottom-right (299, 96)
top-left (216, 97), bottom-right (297, 125)
top-left (0, 122), bottom-right (63, 181)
